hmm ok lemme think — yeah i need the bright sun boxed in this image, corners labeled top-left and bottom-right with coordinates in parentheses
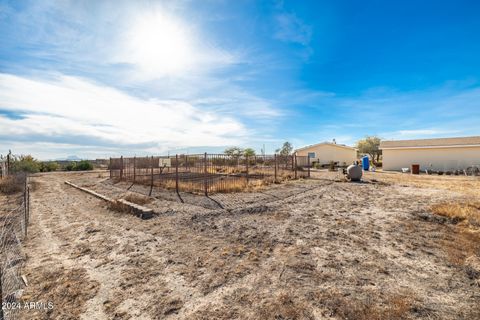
top-left (126, 11), bottom-right (193, 76)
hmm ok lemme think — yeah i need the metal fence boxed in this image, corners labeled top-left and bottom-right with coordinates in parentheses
top-left (110, 153), bottom-right (310, 195)
top-left (0, 155), bottom-right (9, 179)
top-left (0, 173), bottom-right (30, 320)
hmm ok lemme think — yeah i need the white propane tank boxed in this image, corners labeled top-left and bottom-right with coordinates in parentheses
top-left (346, 162), bottom-right (362, 181)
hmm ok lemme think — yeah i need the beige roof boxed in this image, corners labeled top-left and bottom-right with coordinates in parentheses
top-left (380, 136), bottom-right (480, 149)
top-left (295, 142), bottom-right (356, 152)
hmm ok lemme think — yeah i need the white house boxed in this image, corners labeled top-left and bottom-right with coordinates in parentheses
top-left (380, 136), bottom-right (480, 171)
top-left (295, 142), bottom-right (357, 166)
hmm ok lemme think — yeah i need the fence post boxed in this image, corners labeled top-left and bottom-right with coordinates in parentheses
top-left (308, 156), bottom-right (311, 178)
top-left (274, 154), bottom-right (278, 183)
top-left (109, 157), bottom-right (112, 178)
top-left (24, 200), bottom-right (27, 237)
top-left (175, 154), bottom-right (179, 193)
top-left (0, 268), bottom-right (3, 320)
top-left (151, 156), bottom-right (154, 187)
top-left (24, 184), bottom-right (27, 237)
top-left (6, 153), bottom-right (10, 176)
top-left (204, 152), bottom-right (208, 196)
top-left (294, 155), bottom-right (298, 179)
top-left (133, 156), bottom-right (136, 182)
top-left (246, 155), bottom-right (249, 184)
top-left (27, 186), bottom-right (30, 222)
top-left (120, 156), bottom-right (124, 180)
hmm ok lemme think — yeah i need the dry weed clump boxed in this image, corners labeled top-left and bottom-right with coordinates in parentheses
top-left (107, 200), bottom-right (131, 213)
top-left (123, 193), bottom-right (152, 205)
top-left (431, 201), bottom-right (480, 227)
top-left (0, 176), bottom-right (23, 194)
top-left (21, 266), bottom-right (99, 319)
top-left (257, 291), bottom-right (315, 320)
top-left (317, 290), bottom-right (417, 320)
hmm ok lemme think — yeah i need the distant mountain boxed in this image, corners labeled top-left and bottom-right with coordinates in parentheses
top-left (54, 155), bottom-right (82, 161)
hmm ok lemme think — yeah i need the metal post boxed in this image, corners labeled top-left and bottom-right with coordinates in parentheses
top-left (204, 152), bottom-right (208, 196)
top-left (6, 153), bottom-right (10, 176)
top-left (27, 186), bottom-right (30, 222)
top-left (0, 268), bottom-right (4, 320)
top-left (151, 156), bottom-right (154, 187)
top-left (24, 185), bottom-right (27, 237)
top-left (120, 156), bottom-right (124, 180)
top-left (274, 154), bottom-right (278, 183)
top-left (109, 157), bottom-right (112, 178)
top-left (307, 156), bottom-right (311, 178)
top-left (175, 154), bottom-right (179, 193)
top-left (133, 156), bottom-right (136, 182)
top-left (185, 154), bottom-right (188, 172)
top-left (246, 154), bottom-right (249, 184)
top-left (294, 155), bottom-right (298, 179)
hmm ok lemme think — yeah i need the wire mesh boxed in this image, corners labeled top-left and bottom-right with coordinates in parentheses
top-left (0, 173), bottom-right (29, 320)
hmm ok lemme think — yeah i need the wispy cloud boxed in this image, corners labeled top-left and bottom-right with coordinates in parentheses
top-left (384, 129), bottom-right (461, 140)
top-left (0, 73), bottom-right (249, 157)
top-left (274, 13), bottom-right (312, 45)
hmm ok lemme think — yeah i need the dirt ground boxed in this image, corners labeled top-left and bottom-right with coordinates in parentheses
top-left (17, 170), bottom-right (480, 319)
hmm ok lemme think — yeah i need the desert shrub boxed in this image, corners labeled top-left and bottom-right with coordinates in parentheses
top-left (64, 160), bottom-right (93, 171)
top-left (76, 160), bottom-right (93, 171)
top-left (10, 155), bottom-right (40, 173)
top-left (39, 161), bottom-right (59, 172)
top-left (64, 162), bottom-right (76, 171)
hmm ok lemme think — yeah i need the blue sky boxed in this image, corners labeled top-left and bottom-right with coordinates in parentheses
top-left (1, 0), bottom-right (480, 159)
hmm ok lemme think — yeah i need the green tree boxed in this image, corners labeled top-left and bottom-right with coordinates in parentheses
top-left (275, 142), bottom-right (293, 156)
top-left (356, 136), bottom-right (382, 165)
top-left (243, 148), bottom-right (256, 157)
top-left (224, 147), bottom-right (243, 157)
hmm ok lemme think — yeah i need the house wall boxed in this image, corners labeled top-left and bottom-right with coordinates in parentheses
top-left (296, 145), bottom-right (357, 165)
top-left (382, 146), bottom-right (480, 171)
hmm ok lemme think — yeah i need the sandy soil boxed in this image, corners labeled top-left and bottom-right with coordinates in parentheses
top-left (18, 170), bottom-right (480, 319)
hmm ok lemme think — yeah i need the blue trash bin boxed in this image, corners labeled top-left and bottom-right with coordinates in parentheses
top-left (362, 156), bottom-right (369, 171)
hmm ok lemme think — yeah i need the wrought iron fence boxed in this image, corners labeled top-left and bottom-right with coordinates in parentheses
top-left (110, 153), bottom-right (310, 195)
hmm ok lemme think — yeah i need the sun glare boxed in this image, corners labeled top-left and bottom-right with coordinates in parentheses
top-left (126, 12), bottom-right (193, 76)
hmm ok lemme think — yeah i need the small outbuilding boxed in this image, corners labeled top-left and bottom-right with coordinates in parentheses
top-left (295, 142), bottom-right (357, 166)
top-left (380, 136), bottom-right (480, 171)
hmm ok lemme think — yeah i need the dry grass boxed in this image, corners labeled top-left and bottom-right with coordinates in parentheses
top-left (107, 200), bottom-right (131, 213)
top-left (370, 172), bottom-right (480, 196)
top-left (257, 291), bottom-right (315, 319)
top-left (431, 201), bottom-right (480, 284)
top-left (0, 176), bottom-right (23, 194)
top-left (316, 290), bottom-right (417, 320)
top-left (431, 201), bottom-right (480, 227)
top-left (123, 193), bottom-right (152, 205)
